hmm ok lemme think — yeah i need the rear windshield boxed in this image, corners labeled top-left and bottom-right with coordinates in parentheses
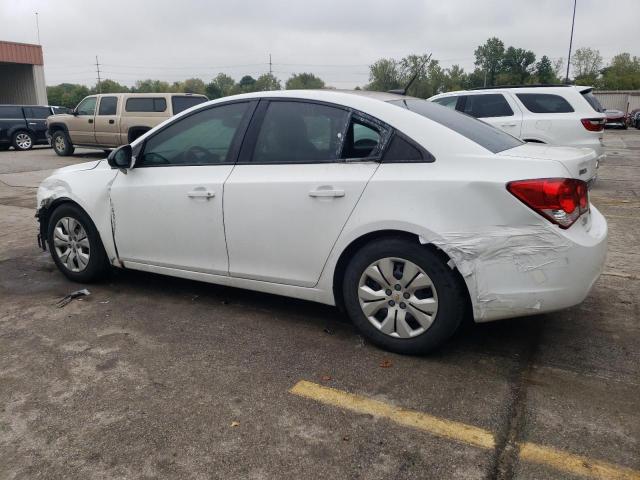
top-left (581, 90), bottom-right (604, 113)
top-left (388, 99), bottom-right (523, 153)
top-left (172, 96), bottom-right (207, 114)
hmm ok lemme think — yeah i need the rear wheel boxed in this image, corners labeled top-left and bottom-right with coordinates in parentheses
top-left (12, 131), bottom-right (34, 151)
top-left (342, 237), bottom-right (465, 355)
top-left (52, 130), bottom-right (75, 156)
top-left (47, 203), bottom-right (109, 282)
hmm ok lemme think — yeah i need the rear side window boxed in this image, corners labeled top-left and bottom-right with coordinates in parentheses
top-left (0, 106), bottom-right (23, 119)
top-left (389, 99), bottom-right (523, 154)
top-left (460, 94), bottom-right (514, 118)
top-left (125, 97), bottom-right (167, 113)
top-left (581, 90), bottom-right (604, 113)
top-left (432, 96), bottom-right (458, 110)
top-left (342, 120), bottom-right (381, 159)
top-left (24, 106), bottom-right (51, 118)
top-left (383, 134), bottom-right (432, 163)
top-left (98, 96), bottom-right (118, 115)
top-left (251, 101), bottom-right (348, 163)
top-left (516, 94), bottom-right (574, 113)
top-left (172, 96), bottom-right (207, 114)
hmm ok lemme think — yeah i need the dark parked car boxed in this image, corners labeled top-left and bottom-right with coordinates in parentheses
top-left (0, 105), bottom-right (70, 151)
top-left (629, 109), bottom-right (640, 129)
top-left (603, 109), bottom-right (628, 129)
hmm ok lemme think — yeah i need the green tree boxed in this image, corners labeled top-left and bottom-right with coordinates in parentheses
top-left (285, 72), bottom-right (325, 90)
top-left (534, 55), bottom-right (558, 84)
top-left (181, 78), bottom-right (206, 94)
top-left (95, 78), bottom-right (129, 94)
top-left (254, 73), bottom-right (282, 91)
top-left (365, 58), bottom-right (401, 92)
top-left (205, 73), bottom-right (236, 98)
top-left (46, 83), bottom-right (90, 108)
top-left (236, 75), bottom-right (257, 93)
top-left (571, 47), bottom-right (603, 84)
top-left (133, 79), bottom-right (171, 93)
top-left (474, 37), bottom-right (505, 86)
top-left (499, 47), bottom-right (536, 84)
top-left (443, 64), bottom-right (469, 91)
top-left (601, 53), bottom-right (640, 89)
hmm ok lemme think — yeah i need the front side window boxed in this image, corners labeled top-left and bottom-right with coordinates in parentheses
top-left (24, 106), bottom-right (51, 119)
top-left (516, 93), bottom-right (574, 113)
top-left (251, 101), bottom-right (348, 163)
top-left (76, 97), bottom-right (97, 116)
top-left (126, 97), bottom-right (167, 113)
top-left (139, 102), bottom-right (250, 166)
top-left (433, 96), bottom-right (458, 110)
top-left (98, 96), bottom-right (118, 115)
top-left (460, 94), bottom-right (513, 118)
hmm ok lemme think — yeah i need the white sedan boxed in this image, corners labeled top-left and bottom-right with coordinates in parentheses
top-left (36, 90), bottom-right (607, 354)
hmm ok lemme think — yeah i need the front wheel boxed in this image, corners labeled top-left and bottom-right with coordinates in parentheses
top-left (52, 130), bottom-right (75, 156)
top-left (47, 203), bottom-right (109, 282)
top-left (12, 131), bottom-right (34, 151)
top-left (342, 237), bottom-right (465, 355)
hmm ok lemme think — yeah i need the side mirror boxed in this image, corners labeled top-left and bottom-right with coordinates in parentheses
top-left (107, 145), bottom-right (134, 170)
top-left (72, 109), bottom-right (79, 116)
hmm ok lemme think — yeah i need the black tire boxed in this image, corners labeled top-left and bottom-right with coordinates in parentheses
top-left (12, 131), bottom-right (34, 151)
top-left (342, 237), bottom-right (465, 355)
top-left (52, 130), bottom-right (75, 156)
top-left (47, 203), bottom-right (110, 283)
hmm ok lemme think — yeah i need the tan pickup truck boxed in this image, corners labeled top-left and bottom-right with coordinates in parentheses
top-left (46, 93), bottom-right (208, 156)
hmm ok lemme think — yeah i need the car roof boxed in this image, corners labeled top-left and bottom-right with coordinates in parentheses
top-left (430, 85), bottom-right (594, 99)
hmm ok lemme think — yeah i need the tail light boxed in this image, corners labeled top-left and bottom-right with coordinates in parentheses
top-left (507, 178), bottom-right (589, 229)
top-left (581, 118), bottom-right (605, 132)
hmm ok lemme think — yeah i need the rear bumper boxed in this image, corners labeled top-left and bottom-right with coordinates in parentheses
top-left (465, 207), bottom-right (607, 322)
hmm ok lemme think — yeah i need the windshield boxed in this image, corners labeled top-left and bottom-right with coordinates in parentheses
top-left (388, 99), bottom-right (523, 154)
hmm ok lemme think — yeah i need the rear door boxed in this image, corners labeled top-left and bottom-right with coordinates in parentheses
top-left (457, 93), bottom-right (523, 137)
top-left (23, 106), bottom-right (51, 142)
top-left (94, 96), bottom-right (120, 146)
top-left (67, 96), bottom-right (97, 144)
top-left (223, 99), bottom-right (384, 287)
top-left (0, 106), bottom-right (26, 144)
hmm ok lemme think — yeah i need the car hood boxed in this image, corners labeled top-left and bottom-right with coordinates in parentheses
top-left (52, 159), bottom-right (104, 175)
top-left (498, 143), bottom-right (598, 182)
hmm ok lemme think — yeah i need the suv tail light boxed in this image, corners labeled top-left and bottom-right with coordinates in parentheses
top-left (581, 118), bottom-right (605, 132)
top-left (507, 178), bottom-right (589, 229)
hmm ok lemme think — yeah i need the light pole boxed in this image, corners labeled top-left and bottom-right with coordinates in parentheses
top-left (565, 0), bottom-right (577, 83)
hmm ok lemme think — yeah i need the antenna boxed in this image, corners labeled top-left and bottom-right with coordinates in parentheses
top-left (388, 53), bottom-right (432, 96)
top-left (565, 0), bottom-right (577, 83)
top-left (35, 12), bottom-right (41, 44)
top-left (95, 56), bottom-right (102, 93)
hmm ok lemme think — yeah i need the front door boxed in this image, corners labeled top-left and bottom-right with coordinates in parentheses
top-left (23, 106), bottom-right (52, 143)
top-left (94, 96), bottom-right (120, 146)
top-left (109, 100), bottom-right (255, 274)
top-left (224, 100), bottom-right (384, 287)
top-left (67, 96), bottom-right (97, 144)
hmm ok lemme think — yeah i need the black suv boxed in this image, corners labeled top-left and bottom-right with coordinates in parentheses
top-left (0, 105), bottom-right (71, 151)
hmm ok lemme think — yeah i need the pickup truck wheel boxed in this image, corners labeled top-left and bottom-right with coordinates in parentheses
top-left (12, 131), bottom-right (34, 151)
top-left (52, 131), bottom-right (75, 156)
top-left (47, 203), bottom-right (109, 283)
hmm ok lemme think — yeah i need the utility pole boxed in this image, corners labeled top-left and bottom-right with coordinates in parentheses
top-left (565, 0), bottom-right (577, 83)
top-left (95, 56), bottom-right (102, 93)
top-left (269, 53), bottom-right (272, 76)
top-left (35, 12), bottom-right (41, 44)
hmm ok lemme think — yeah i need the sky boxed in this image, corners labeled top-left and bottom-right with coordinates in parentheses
top-left (1, 0), bottom-right (638, 89)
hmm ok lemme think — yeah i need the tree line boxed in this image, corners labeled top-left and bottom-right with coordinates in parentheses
top-left (47, 37), bottom-right (640, 108)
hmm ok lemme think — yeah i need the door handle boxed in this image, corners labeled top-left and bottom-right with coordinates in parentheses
top-left (187, 189), bottom-right (215, 199)
top-left (28, 122), bottom-right (37, 125)
top-left (501, 123), bottom-right (517, 127)
top-left (109, 119), bottom-right (115, 124)
top-left (309, 188), bottom-right (345, 198)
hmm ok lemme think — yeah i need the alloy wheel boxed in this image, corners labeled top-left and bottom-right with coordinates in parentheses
top-left (15, 133), bottom-right (32, 150)
top-left (53, 217), bottom-right (90, 272)
top-left (54, 134), bottom-right (66, 152)
top-left (358, 257), bottom-right (438, 338)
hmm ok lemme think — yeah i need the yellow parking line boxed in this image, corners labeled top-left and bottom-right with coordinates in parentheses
top-left (290, 380), bottom-right (640, 480)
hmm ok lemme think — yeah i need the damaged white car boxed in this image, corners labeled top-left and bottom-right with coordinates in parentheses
top-left (36, 90), bottom-right (607, 354)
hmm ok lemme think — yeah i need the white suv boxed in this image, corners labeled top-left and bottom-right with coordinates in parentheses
top-left (428, 86), bottom-right (606, 176)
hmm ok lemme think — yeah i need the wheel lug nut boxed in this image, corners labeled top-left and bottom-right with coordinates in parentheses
top-left (388, 300), bottom-right (395, 307)
top-left (399, 302), bottom-right (406, 309)
top-left (403, 292), bottom-right (410, 299)
top-left (385, 289), bottom-right (392, 296)
top-left (394, 284), bottom-right (402, 291)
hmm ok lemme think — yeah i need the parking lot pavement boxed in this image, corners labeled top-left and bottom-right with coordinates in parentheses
top-left (0, 134), bottom-right (638, 479)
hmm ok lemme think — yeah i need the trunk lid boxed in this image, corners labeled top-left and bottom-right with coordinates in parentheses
top-left (498, 143), bottom-right (598, 183)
